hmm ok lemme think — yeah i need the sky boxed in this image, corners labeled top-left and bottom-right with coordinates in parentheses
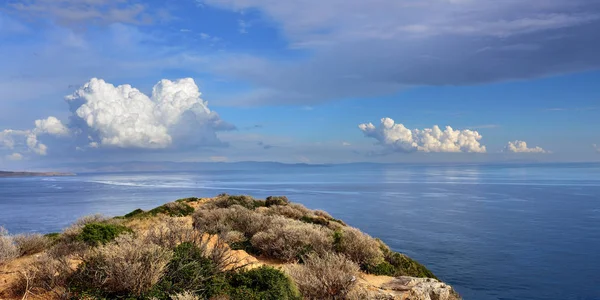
top-left (0, 0), bottom-right (599, 168)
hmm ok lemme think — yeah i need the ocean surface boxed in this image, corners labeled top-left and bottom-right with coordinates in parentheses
top-left (1, 163), bottom-right (599, 300)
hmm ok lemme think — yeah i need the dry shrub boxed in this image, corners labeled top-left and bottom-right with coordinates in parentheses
top-left (13, 233), bottom-right (51, 256)
top-left (0, 226), bottom-right (18, 264)
top-left (73, 234), bottom-right (172, 297)
top-left (336, 227), bottom-right (384, 268)
top-left (171, 291), bottom-right (201, 300)
top-left (221, 230), bottom-right (245, 245)
top-left (193, 205), bottom-right (271, 238)
top-left (10, 253), bottom-right (72, 298)
top-left (250, 217), bottom-right (333, 262)
top-left (144, 218), bottom-right (201, 249)
top-left (313, 210), bottom-right (333, 219)
top-left (287, 252), bottom-right (359, 300)
top-left (262, 205), bottom-right (307, 220)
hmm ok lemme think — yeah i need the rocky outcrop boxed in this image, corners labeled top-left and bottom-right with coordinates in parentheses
top-left (384, 276), bottom-right (461, 300)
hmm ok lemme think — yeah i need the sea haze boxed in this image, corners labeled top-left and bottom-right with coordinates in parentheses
top-left (1, 163), bottom-right (599, 300)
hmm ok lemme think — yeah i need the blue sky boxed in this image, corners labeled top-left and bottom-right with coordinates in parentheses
top-left (0, 0), bottom-right (599, 167)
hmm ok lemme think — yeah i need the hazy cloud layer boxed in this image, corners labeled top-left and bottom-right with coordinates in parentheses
top-left (0, 78), bottom-right (234, 159)
top-left (203, 0), bottom-right (600, 105)
top-left (4, 0), bottom-right (153, 27)
top-left (359, 118), bottom-right (486, 153)
top-left (504, 140), bottom-right (547, 153)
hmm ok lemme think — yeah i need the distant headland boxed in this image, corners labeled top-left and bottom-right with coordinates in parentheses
top-left (0, 171), bottom-right (75, 178)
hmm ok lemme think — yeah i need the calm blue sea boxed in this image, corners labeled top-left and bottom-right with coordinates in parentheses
top-left (1, 163), bottom-right (599, 300)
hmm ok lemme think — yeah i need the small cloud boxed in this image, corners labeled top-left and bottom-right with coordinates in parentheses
top-left (504, 140), bottom-right (548, 153)
top-left (301, 106), bottom-right (314, 111)
top-left (180, 29), bottom-right (192, 33)
top-left (594, 144), bottom-right (600, 153)
top-left (342, 142), bottom-right (351, 146)
top-left (6, 153), bottom-right (23, 161)
top-left (359, 117), bottom-right (487, 153)
top-left (210, 156), bottom-right (228, 162)
top-left (199, 32), bottom-right (211, 39)
top-left (296, 155), bottom-right (311, 163)
top-left (238, 19), bottom-right (250, 34)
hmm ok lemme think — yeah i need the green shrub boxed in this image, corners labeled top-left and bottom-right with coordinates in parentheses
top-left (151, 242), bottom-right (226, 299)
top-left (226, 266), bottom-right (300, 300)
top-left (265, 196), bottom-right (289, 207)
top-left (300, 215), bottom-right (330, 226)
top-left (384, 251), bottom-right (437, 279)
top-left (211, 194), bottom-right (258, 210)
top-left (148, 202), bottom-right (195, 217)
top-left (44, 232), bottom-right (61, 243)
top-left (75, 223), bottom-right (133, 246)
top-left (364, 261), bottom-right (396, 276)
top-left (176, 197), bottom-right (199, 203)
top-left (124, 208), bottom-right (145, 218)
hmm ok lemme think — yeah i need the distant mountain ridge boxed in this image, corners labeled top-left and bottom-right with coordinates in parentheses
top-left (0, 171), bottom-right (75, 178)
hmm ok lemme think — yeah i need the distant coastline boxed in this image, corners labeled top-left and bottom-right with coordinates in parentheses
top-left (0, 171), bottom-right (75, 178)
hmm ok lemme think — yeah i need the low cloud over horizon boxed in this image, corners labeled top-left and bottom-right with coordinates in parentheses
top-left (0, 78), bottom-right (234, 160)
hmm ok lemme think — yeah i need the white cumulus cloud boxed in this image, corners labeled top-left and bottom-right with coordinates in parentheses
top-left (34, 117), bottom-right (70, 137)
top-left (6, 153), bottom-right (23, 161)
top-left (504, 140), bottom-right (547, 153)
top-left (65, 78), bottom-right (233, 149)
top-left (359, 118), bottom-right (486, 153)
top-left (0, 78), bottom-right (233, 159)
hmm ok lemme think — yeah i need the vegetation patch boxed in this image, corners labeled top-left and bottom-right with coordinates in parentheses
top-left (148, 201), bottom-right (195, 217)
top-left (75, 223), bottom-right (133, 246)
top-left (124, 208), bottom-right (145, 218)
top-left (226, 266), bottom-right (301, 300)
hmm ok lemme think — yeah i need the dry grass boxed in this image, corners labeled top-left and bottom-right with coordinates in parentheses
top-left (13, 233), bottom-right (51, 256)
top-left (72, 234), bottom-right (172, 297)
top-left (251, 216), bottom-right (333, 262)
top-left (287, 252), bottom-right (360, 300)
top-left (336, 227), bottom-right (384, 268)
top-left (0, 226), bottom-right (18, 265)
top-left (144, 217), bottom-right (201, 249)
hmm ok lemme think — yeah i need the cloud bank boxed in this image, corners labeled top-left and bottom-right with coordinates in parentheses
top-left (202, 0), bottom-right (600, 105)
top-left (504, 140), bottom-right (547, 153)
top-left (359, 118), bottom-right (486, 153)
top-left (0, 78), bottom-right (233, 159)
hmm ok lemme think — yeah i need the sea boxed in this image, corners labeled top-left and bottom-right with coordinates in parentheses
top-left (1, 163), bottom-right (599, 300)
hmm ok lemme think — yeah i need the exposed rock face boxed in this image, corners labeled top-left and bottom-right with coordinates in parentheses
top-left (383, 276), bottom-right (461, 300)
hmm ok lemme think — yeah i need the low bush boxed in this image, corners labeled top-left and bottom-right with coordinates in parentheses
top-left (144, 218), bottom-right (201, 249)
top-left (287, 252), bottom-right (359, 300)
top-left (75, 222), bottom-right (133, 246)
top-left (300, 215), bottom-right (330, 226)
top-left (71, 234), bottom-right (172, 298)
top-left (383, 251), bottom-right (437, 279)
top-left (176, 197), bottom-right (200, 203)
top-left (0, 226), bottom-right (18, 264)
top-left (193, 205), bottom-right (272, 239)
top-left (265, 196), bottom-right (290, 207)
top-left (124, 208), bottom-right (145, 218)
top-left (10, 253), bottom-right (72, 297)
top-left (151, 242), bottom-right (226, 299)
top-left (13, 233), bottom-right (51, 256)
top-left (334, 227), bottom-right (384, 270)
top-left (250, 217), bottom-right (333, 262)
top-left (210, 194), bottom-right (258, 210)
top-left (149, 201), bottom-right (195, 217)
top-left (226, 266), bottom-right (301, 300)
top-left (44, 232), bottom-right (61, 243)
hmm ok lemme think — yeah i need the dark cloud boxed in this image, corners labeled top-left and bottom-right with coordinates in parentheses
top-left (203, 0), bottom-right (600, 105)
